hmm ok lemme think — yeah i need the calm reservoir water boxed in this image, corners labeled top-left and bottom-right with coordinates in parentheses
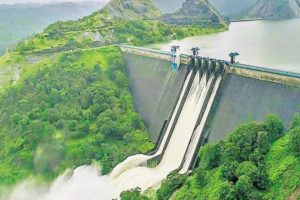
top-left (151, 19), bottom-right (300, 73)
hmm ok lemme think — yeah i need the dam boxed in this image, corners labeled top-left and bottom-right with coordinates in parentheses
top-left (7, 45), bottom-right (300, 199)
top-left (119, 44), bottom-right (300, 176)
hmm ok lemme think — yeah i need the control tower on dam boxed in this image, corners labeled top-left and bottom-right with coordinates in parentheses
top-left (120, 44), bottom-right (300, 171)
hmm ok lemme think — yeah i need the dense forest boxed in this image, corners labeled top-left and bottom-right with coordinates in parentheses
top-left (175, 114), bottom-right (300, 200)
top-left (0, 0), bottom-right (226, 192)
top-left (1, 0), bottom-right (299, 199)
top-left (0, 47), bottom-right (155, 188)
top-left (121, 115), bottom-right (300, 200)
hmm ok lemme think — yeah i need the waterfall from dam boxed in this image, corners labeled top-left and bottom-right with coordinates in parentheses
top-left (5, 66), bottom-right (222, 200)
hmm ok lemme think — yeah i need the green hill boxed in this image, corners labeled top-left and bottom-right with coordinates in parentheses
top-left (119, 115), bottom-right (300, 200)
top-left (0, 0), bottom-right (226, 191)
top-left (174, 115), bottom-right (300, 200)
top-left (0, 2), bottom-right (106, 55)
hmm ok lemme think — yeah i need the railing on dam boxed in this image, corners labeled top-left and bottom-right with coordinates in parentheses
top-left (229, 63), bottom-right (300, 79)
top-left (120, 44), bottom-right (300, 85)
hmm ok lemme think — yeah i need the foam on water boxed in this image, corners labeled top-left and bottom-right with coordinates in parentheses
top-left (4, 166), bottom-right (116, 200)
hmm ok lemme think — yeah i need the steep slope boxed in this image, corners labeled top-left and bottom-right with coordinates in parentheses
top-left (11, 0), bottom-right (226, 56)
top-left (162, 0), bottom-right (226, 26)
top-left (0, 2), bottom-right (105, 55)
top-left (153, 0), bottom-right (185, 13)
top-left (0, 0), bottom-right (226, 190)
top-left (248, 0), bottom-right (300, 19)
top-left (175, 116), bottom-right (300, 200)
top-left (210, 0), bottom-right (257, 18)
top-left (102, 0), bottom-right (161, 20)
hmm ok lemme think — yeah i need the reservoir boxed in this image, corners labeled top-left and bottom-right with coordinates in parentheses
top-left (151, 19), bottom-right (300, 73)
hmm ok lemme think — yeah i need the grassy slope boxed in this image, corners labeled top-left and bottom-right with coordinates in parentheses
top-left (264, 134), bottom-right (300, 199)
top-left (175, 130), bottom-right (300, 200)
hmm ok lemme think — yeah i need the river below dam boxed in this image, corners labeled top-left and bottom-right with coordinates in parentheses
top-left (150, 19), bottom-right (300, 73)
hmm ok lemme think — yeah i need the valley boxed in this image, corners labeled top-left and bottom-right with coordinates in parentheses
top-left (0, 0), bottom-right (299, 199)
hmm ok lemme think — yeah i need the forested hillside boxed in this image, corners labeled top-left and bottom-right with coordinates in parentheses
top-left (0, 47), bottom-right (154, 187)
top-left (121, 115), bottom-right (300, 200)
top-left (174, 114), bottom-right (300, 200)
top-left (0, 1), bottom-right (105, 55)
top-left (0, 0), bottom-right (226, 191)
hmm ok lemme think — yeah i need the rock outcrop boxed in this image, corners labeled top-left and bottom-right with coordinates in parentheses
top-left (248, 0), bottom-right (300, 19)
top-left (152, 0), bottom-right (185, 14)
top-left (210, 0), bottom-right (257, 17)
top-left (161, 0), bottom-right (226, 26)
top-left (102, 0), bottom-right (161, 20)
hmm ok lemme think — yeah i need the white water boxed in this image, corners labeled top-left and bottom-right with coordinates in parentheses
top-left (150, 70), bottom-right (194, 158)
top-left (110, 69), bottom-right (194, 180)
top-left (179, 74), bottom-right (222, 173)
top-left (110, 72), bottom-right (211, 193)
top-left (4, 166), bottom-right (116, 200)
top-left (6, 70), bottom-right (218, 200)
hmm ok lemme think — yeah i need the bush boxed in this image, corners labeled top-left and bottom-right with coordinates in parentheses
top-left (289, 113), bottom-right (300, 130)
top-left (156, 173), bottom-right (187, 200)
top-left (264, 114), bottom-right (284, 142)
top-left (120, 187), bottom-right (149, 200)
top-left (219, 182), bottom-right (236, 200)
top-left (199, 143), bottom-right (221, 170)
top-left (289, 127), bottom-right (300, 156)
top-left (195, 168), bottom-right (207, 188)
top-left (220, 161), bottom-right (238, 183)
top-left (235, 161), bottom-right (258, 182)
top-left (236, 175), bottom-right (253, 199)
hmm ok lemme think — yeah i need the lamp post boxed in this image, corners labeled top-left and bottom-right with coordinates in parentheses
top-left (171, 45), bottom-right (180, 71)
top-left (191, 47), bottom-right (200, 57)
top-left (229, 52), bottom-right (239, 64)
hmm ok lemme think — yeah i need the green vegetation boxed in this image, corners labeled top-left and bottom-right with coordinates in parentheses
top-left (156, 173), bottom-right (187, 200)
top-left (0, 47), bottom-right (154, 187)
top-left (174, 114), bottom-right (300, 200)
top-left (120, 173), bottom-right (187, 200)
top-left (15, 18), bottom-right (225, 55)
top-left (121, 188), bottom-right (150, 200)
top-left (0, 0), bottom-right (227, 191)
top-left (0, 2), bottom-right (226, 90)
top-left (0, 2), bottom-right (104, 55)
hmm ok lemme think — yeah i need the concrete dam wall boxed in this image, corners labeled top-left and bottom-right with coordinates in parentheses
top-left (208, 74), bottom-right (300, 142)
top-left (121, 45), bottom-right (300, 172)
top-left (122, 52), bottom-right (188, 140)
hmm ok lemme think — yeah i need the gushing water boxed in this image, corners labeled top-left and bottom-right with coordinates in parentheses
top-left (3, 166), bottom-right (116, 200)
top-left (5, 70), bottom-right (221, 200)
top-left (179, 75), bottom-right (222, 173)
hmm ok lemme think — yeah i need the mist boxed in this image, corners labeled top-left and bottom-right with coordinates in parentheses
top-left (0, 0), bottom-right (109, 5)
top-left (1, 166), bottom-right (116, 200)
